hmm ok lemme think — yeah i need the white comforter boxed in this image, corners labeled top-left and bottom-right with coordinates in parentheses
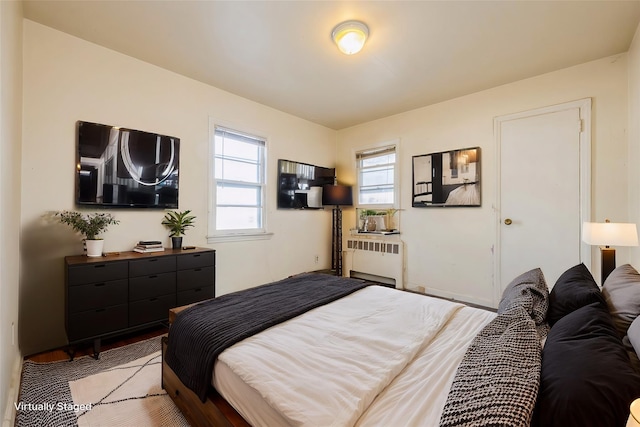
top-left (357, 304), bottom-right (496, 426)
top-left (215, 286), bottom-right (494, 427)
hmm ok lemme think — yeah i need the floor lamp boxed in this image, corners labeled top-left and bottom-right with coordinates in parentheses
top-left (582, 219), bottom-right (638, 284)
top-left (322, 183), bottom-right (353, 276)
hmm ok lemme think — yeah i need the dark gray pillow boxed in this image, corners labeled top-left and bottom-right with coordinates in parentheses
top-left (535, 303), bottom-right (640, 427)
top-left (602, 264), bottom-right (640, 337)
top-left (628, 315), bottom-right (640, 356)
top-left (627, 316), bottom-right (640, 373)
top-left (547, 263), bottom-right (604, 327)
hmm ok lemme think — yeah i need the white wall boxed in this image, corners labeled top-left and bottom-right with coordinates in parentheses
top-left (18, 15), bottom-right (639, 353)
top-left (1, 0), bottom-right (23, 423)
top-left (21, 20), bottom-right (336, 355)
top-left (629, 22), bottom-right (640, 267)
top-left (337, 55), bottom-right (630, 307)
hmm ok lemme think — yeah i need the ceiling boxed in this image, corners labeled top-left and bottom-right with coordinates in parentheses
top-left (22, 1), bottom-right (640, 130)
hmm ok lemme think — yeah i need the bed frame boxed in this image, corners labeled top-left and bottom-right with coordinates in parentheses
top-left (161, 304), bottom-right (250, 427)
top-left (161, 337), bottom-right (249, 427)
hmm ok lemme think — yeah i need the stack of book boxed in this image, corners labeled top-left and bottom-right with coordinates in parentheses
top-left (133, 240), bottom-right (164, 253)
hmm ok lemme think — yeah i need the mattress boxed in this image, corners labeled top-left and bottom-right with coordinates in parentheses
top-left (212, 286), bottom-right (496, 427)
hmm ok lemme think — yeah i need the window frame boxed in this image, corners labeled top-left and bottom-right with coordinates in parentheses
top-left (355, 140), bottom-right (400, 209)
top-left (207, 122), bottom-right (272, 243)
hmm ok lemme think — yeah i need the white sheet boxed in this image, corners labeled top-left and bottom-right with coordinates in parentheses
top-left (213, 286), bottom-right (494, 427)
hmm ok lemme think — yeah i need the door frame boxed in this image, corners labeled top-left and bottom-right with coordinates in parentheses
top-left (493, 98), bottom-right (592, 305)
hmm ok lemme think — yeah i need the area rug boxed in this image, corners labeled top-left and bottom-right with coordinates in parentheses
top-left (16, 336), bottom-right (188, 427)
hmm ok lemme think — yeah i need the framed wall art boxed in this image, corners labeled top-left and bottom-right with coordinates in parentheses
top-left (412, 147), bottom-right (480, 207)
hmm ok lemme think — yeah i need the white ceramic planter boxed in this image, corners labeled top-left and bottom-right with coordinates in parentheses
top-left (85, 239), bottom-right (104, 257)
top-left (365, 216), bottom-right (386, 231)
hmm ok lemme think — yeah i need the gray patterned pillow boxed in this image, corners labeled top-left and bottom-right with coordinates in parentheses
top-left (602, 264), bottom-right (640, 337)
top-left (498, 268), bottom-right (548, 328)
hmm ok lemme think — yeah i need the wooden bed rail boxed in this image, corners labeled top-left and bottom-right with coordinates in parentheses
top-left (162, 335), bottom-right (250, 426)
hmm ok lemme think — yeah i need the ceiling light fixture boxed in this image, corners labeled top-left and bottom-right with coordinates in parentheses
top-left (331, 20), bottom-right (369, 55)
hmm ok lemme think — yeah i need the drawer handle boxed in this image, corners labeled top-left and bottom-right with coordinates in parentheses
top-left (149, 259), bottom-right (158, 263)
top-left (194, 268), bottom-right (202, 272)
top-left (149, 298), bottom-right (158, 302)
top-left (149, 275), bottom-right (158, 279)
top-left (194, 288), bottom-right (202, 292)
top-left (94, 265), bottom-right (106, 269)
top-left (94, 283), bottom-right (106, 287)
top-left (95, 308), bottom-right (106, 313)
top-left (193, 254), bottom-right (201, 258)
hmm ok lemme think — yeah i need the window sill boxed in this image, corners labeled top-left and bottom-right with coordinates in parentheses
top-left (351, 230), bottom-right (400, 236)
top-left (207, 232), bottom-right (274, 243)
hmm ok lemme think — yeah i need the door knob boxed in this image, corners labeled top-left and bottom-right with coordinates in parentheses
top-left (504, 218), bottom-right (512, 225)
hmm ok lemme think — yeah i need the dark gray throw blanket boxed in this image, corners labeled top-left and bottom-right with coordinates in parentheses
top-left (165, 273), bottom-right (369, 402)
top-left (439, 268), bottom-right (549, 427)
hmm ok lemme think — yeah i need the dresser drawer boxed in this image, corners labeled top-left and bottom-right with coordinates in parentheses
top-left (177, 287), bottom-right (214, 306)
top-left (129, 294), bottom-right (176, 326)
top-left (65, 249), bottom-right (215, 348)
top-left (68, 279), bottom-right (128, 314)
top-left (177, 266), bottom-right (214, 292)
top-left (67, 261), bottom-right (128, 286)
top-left (129, 272), bottom-right (175, 301)
top-left (129, 256), bottom-right (176, 277)
top-left (177, 251), bottom-right (214, 270)
top-left (68, 304), bottom-right (128, 341)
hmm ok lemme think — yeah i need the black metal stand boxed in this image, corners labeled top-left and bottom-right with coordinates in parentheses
top-left (601, 246), bottom-right (616, 285)
top-left (331, 206), bottom-right (343, 276)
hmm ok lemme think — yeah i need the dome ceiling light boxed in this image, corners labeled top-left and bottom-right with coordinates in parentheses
top-left (331, 20), bottom-right (369, 55)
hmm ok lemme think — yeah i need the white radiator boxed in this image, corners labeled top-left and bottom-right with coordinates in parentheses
top-left (343, 237), bottom-right (404, 289)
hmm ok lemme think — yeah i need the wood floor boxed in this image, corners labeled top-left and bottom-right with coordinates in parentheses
top-left (25, 325), bottom-right (169, 363)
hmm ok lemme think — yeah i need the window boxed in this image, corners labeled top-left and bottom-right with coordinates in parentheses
top-left (356, 144), bottom-right (397, 206)
top-left (210, 126), bottom-right (268, 240)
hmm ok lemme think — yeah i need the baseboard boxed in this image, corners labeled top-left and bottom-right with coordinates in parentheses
top-left (405, 283), bottom-right (495, 311)
top-left (2, 355), bottom-right (22, 427)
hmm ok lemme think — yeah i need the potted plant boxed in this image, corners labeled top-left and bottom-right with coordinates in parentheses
top-left (55, 211), bottom-right (120, 257)
top-left (360, 209), bottom-right (386, 231)
top-left (384, 208), bottom-right (399, 231)
top-left (162, 210), bottom-right (196, 249)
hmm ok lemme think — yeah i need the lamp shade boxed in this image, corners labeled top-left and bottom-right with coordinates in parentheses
top-left (322, 184), bottom-right (353, 206)
top-left (582, 221), bottom-right (639, 247)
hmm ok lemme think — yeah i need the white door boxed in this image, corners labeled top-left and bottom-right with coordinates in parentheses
top-left (495, 99), bottom-right (591, 303)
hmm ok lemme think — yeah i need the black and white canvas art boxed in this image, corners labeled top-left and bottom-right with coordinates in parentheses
top-left (412, 147), bottom-right (480, 207)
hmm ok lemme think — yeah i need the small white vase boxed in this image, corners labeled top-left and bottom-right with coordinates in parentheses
top-left (85, 239), bottom-right (104, 257)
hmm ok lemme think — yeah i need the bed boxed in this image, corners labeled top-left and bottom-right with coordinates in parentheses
top-left (162, 265), bottom-right (640, 427)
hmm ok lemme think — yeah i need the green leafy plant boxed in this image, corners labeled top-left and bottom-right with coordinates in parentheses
top-left (360, 209), bottom-right (378, 219)
top-left (162, 210), bottom-right (196, 237)
top-left (359, 209), bottom-right (390, 219)
top-left (55, 211), bottom-right (120, 240)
